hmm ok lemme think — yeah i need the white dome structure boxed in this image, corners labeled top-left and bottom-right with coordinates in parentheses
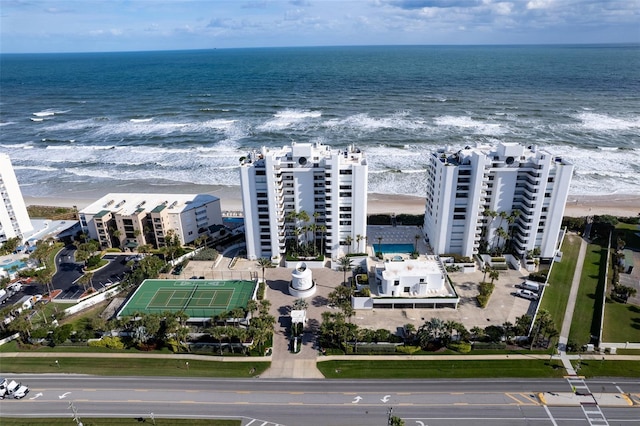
top-left (289, 262), bottom-right (316, 298)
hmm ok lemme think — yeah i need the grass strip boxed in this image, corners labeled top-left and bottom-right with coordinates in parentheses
top-left (317, 359), bottom-right (566, 379)
top-left (574, 360), bottom-right (640, 378)
top-left (0, 356), bottom-right (269, 378)
top-left (568, 243), bottom-right (605, 346)
top-left (542, 234), bottom-right (581, 329)
top-left (4, 419), bottom-right (239, 426)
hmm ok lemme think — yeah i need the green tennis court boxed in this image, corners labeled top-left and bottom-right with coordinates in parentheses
top-left (117, 279), bottom-right (257, 321)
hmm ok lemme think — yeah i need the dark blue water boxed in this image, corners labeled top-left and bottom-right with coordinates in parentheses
top-left (1, 45), bottom-right (639, 199)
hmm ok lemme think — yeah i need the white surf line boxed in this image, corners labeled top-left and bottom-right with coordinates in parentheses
top-left (543, 405), bottom-right (560, 426)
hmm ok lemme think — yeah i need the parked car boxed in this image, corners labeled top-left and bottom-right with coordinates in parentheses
top-left (516, 289), bottom-right (539, 301)
top-left (0, 377), bottom-right (29, 399)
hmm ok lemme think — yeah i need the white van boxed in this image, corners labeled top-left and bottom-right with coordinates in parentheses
top-left (520, 280), bottom-right (540, 292)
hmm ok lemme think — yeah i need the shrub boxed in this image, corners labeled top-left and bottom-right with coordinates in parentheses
top-left (86, 255), bottom-right (102, 268)
top-left (257, 281), bottom-right (266, 300)
top-left (192, 248), bottom-right (219, 261)
top-left (477, 282), bottom-right (495, 308)
top-left (396, 345), bottom-right (422, 354)
top-left (346, 343), bottom-right (397, 354)
top-left (472, 341), bottom-right (507, 350)
top-left (89, 336), bottom-right (126, 350)
top-left (477, 294), bottom-right (490, 308)
top-left (528, 272), bottom-right (547, 283)
top-left (396, 214), bottom-right (424, 226)
top-left (367, 214), bottom-right (392, 225)
top-left (51, 324), bottom-right (74, 346)
top-left (447, 341), bottom-right (472, 353)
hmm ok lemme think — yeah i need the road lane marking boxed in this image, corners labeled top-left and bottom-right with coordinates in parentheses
top-left (543, 404), bottom-right (560, 426)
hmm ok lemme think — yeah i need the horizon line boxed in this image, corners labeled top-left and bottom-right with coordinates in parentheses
top-left (2, 42), bottom-right (638, 56)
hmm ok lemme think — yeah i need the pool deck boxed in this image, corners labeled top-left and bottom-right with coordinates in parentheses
top-left (367, 224), bottom-right (430, 255)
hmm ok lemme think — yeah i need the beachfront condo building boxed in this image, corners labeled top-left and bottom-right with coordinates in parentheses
top-left (423, 142), bottom-right (573, 260)
top-left (239, 142), bottom-right (368, 262)
top-left (0, 154), bottom-right (33, 244)
top-left (79, 193), bottom-right (222, 250)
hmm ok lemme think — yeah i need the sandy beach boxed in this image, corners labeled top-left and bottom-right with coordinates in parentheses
top-left (23, 185), bottom-right (639, 219)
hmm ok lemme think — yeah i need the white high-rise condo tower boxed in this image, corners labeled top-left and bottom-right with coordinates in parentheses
top-left (423, 143), bottom-right (573, 260)
top-left (240, 142), bottom-right (368, 262)
top-left (0, 154), bottom-right (33, 244)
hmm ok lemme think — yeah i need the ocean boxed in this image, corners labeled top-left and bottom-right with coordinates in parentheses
top-left (1, 45), bottom-right (639, 202)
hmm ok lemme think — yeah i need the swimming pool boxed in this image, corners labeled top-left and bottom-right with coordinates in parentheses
top-left (377, 243), bottom-right (415, 254)
top-left (0, 259), bottom-right (27, 271)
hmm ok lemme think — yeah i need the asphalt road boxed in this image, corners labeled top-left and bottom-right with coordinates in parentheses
top-left (1, 376), bottom-right (639, 425)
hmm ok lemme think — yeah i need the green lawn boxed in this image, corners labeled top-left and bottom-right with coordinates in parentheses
top-left (4, 419), bottom-right (239, 426)
top-left (568, 244), bottom-right (606, 346)
top-left (0, 357), bottom-right (270, 378)
top-left (574, 359), bottom-right (640, 378)
top-left (603, 302), bottom-right (640, 342)
top-left (542, 234), bottom-right (582, 328)
top-left (318, 359), bottom-right (566, 379)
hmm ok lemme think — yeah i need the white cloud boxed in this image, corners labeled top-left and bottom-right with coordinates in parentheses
top-left (526, 0), bottom-right (555, 10)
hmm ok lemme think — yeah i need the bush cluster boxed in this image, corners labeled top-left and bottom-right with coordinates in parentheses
top-left (447, 341), bottom-right (472, 353)
top-left (89, 336), bottom-right (126, 350)
top-left (192, 248), bottom-right (218, 261)
top-left (476, 281), bottom-right (495, 308)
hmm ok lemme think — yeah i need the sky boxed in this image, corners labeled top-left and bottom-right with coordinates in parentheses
top-left (1, 0), bottom-right (639, 53)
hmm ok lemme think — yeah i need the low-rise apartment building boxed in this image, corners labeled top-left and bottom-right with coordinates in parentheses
top-left (79, 193), bottom-right (222, 249)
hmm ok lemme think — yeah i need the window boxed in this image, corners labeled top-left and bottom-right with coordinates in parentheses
top-left (404, 287), bottom-right (410, 293)
top-left (394, 280), bottom-right (400, 286)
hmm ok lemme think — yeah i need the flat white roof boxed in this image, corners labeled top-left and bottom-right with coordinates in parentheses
top-left (80, 193), bottom-right (219, 216)
top-left (381, 258), bottom-right (443, 279)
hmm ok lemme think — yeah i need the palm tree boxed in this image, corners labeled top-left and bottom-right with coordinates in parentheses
top-left (376, 236), bottom-right (383, 256)
top-left (482, 262), bottom-right (490, 282)
top-left (414, 234), bottom-right (420, 253)
top-left (78, 272), bottom-right (94, 292)
top-left (338, 256), bottom-right (353, 286)
top-left (256, 258), bottom-right (272, 284)
top-left (344, 235), bottom-right (353, 254)
top-left (489, 268), bottom-right (500, 285)
top-left (245, 300), bottom-right (259, 319)
top-left (258, 299), bottom-right (272, 316)
top-left (292, 298), bottom-right (308, 311)
top-left (318, 225), bottom-right (327, 256)
top-left (36, 268), bottom-right (54, 296)
top-left (356, 234), bottom-right (363, 253)
top-left (208, 326), bottom-right (224, 355)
